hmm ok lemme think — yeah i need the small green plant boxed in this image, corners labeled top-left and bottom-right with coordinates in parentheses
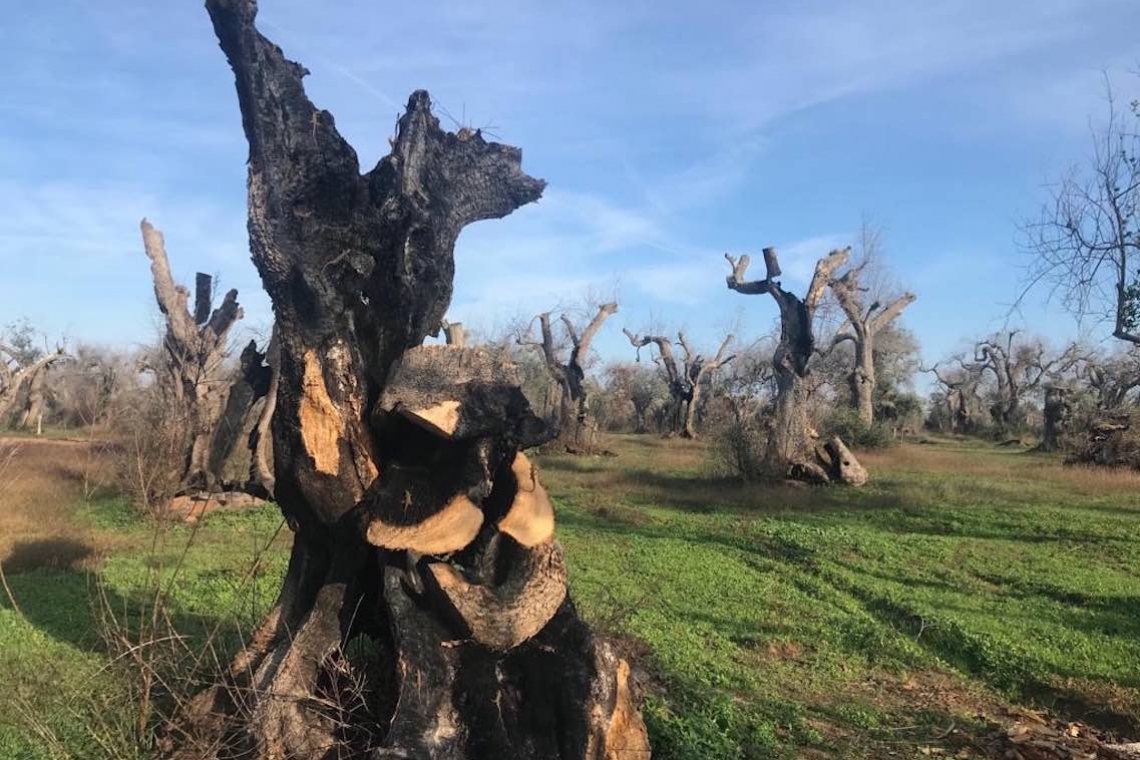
top-left (825, 407), bottom-right (892, 449)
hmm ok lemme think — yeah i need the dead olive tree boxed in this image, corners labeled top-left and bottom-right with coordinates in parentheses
top-left (621, 328), bottom-right (734, 438)
top-left (925, 360), bottom-right (985, 434)
top-left (1022, 80), bottom-right (1140, 347)
top-left (724, 247), bottom-right (867, 485)
top-left (1080, 347), bottom-right (1140, 410)
top-left (0, 335), bottom-right (69, 429)
top-left (519, 301), bottom-right (618, 445)
top-left (826, 238), bottom-right (916, 425)
top-left (164, 2), bottom-right (649, 758)
top-left (141, 220), bottom-right (254, 492)
top-left (440, 318), bottom-right (468, 347)
top-left (973, 332), bottom-right (1083, 434)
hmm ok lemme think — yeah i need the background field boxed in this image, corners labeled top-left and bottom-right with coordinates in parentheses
top-left (1, 434), bottom-right (1138, 759)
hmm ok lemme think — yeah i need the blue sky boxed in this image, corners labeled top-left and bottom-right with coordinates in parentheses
top-left (2, 0), bottom-right (1139, 381)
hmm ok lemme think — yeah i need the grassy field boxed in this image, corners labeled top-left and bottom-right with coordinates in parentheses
top-left (1, 434), bottom-right (1139, 758)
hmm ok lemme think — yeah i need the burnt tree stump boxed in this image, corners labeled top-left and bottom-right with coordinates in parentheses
top-left (163, 2), bottom-right (649, 758)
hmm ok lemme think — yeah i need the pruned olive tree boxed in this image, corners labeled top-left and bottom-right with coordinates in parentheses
top-left (825, 226), bottom-right (916, 425)
top-left (973, 332), bottom-right (1083, 434)
top-left (164, 3), bottom-right (649, 758)
top-left (924, 359), bottom-right (985, 435)
top-left (519, 301), bottom-right (618, 445)
top-left (141, 220), bottom-right (256, 492)
top-left (1080, 346), bottom-right (1140, 410)
top-left (0, 324), bottom-right (70, 430)
top-left (621, 328), bottom-right (734, 438)
top-left (724, 247), bottom-right (867, 485)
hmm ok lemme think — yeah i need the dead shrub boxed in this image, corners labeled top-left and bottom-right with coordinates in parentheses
top-left (1061, 409), bottom-right (1140, 469)
top-left (113, 386), bottom-right (192, 515)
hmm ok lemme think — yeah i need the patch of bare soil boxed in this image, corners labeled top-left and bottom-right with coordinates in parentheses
top-left (963, 709), bottom-right (1140, 759)
top-left (166, 491), bottom-right (268, 523)
top-left (0, 437), bottom-right (117, 568)
top-left (792, 666), bottom-right (1140, 759)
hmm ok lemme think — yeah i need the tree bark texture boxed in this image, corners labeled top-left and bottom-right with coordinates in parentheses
top-left (166, 3), bottom-right (650, 758)
top-left (725, 248), bottom-right (867, 485)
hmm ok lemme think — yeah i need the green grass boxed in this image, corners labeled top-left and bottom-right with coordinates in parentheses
top-left (2, 435), bottom-right (1139, 758)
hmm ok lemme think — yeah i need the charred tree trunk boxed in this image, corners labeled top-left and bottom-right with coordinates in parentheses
top-left (205, 339), bottom-right (273, 487)
top-left (166, 4), bottom-right (649, 758)
top-left (140, 221), bottom-right (244, 492)
top-left (725, 248), bottom-right (867, 485)
top-left (247, 329), bottom-right (278, 498)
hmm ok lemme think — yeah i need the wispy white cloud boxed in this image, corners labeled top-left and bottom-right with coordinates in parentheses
top-left (0, 180), bottom-right (270, 345)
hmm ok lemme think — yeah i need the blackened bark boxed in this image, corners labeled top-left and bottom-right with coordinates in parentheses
top-left (166, 3), bottom-right (649, 758)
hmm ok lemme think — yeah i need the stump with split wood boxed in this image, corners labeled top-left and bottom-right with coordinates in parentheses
top-left (163, 2), bottom-right (650, 758)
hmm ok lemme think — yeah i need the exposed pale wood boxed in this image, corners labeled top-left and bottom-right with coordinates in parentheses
top-left (164, 2), bottom-right (647, 756)
top-left (497, 453), bottom-right (556, 547)
top-left (428, 540), bottom-right (567, 651)
top-left (367, 494), bottom-right (485, 554)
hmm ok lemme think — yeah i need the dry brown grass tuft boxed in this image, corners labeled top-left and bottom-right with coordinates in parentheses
top-left (860, 440), bottom-right (1140, 493)
top-left (0, 437), bottom-right (118, 569)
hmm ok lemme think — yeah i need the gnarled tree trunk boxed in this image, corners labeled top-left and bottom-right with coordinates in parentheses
top-left (622, 329), bottom-right (733, 439)
top-left (16, 365), bottom-right (48, 431)
top-left (827, 265), bottom-right (915, 426)
top-left (522, 303), bottom-right (618, 446)
top-left (141, 221), bottom-right (245, 491)
top-left (0, 346), bottom-right (69, 427)
top-left (1040, 385), bottom-right (1072, 452)
top-left (164, 3), bottom-right (649, 758)
top-left (725, 248), bottom-right (867, 485)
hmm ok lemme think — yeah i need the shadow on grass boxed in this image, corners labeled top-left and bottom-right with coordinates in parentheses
top-left (824, 558), bottom-right (1140, 734)
top-left (1, 540), bottom-right (235, 657)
